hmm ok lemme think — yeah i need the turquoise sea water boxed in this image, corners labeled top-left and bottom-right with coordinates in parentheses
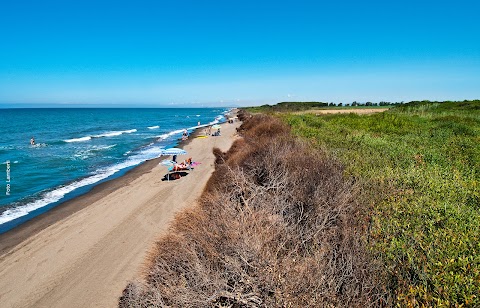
top-left (0, 108), bottom-right (228, 233)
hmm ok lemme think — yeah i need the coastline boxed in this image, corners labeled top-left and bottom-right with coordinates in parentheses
top-left (0, 126), bottom-right (201, 255)
top-left (0, 119), bottom-right (241, 308)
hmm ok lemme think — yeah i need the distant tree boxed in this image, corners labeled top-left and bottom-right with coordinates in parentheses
top-left (329, 102), bottom-right (335, 106)
top-left (352, 101), bottom-right (358, 106)
top-left (365, 102), bottom-right (373, 106)
top-left (345, 103), bottom-right (350, 107)
top-left (373, 103), bottom-right (378, 106)
top-left (338, 102), bottom-right (343, 107)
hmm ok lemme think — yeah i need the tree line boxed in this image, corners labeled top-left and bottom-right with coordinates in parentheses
top-left (247, 100), bottom-right (479, 112)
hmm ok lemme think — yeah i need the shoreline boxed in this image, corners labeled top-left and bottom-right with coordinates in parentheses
top-left (0, 119), bottom-right (240, 307)
top-left (0, 128), bottom-right (203, 256)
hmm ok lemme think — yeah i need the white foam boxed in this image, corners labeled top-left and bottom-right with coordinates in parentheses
top-left (157, 129), bottom-right (184, 140)
top-left (94, 129), bottom-right (137, 138)
top-left (94, 144), bottom-right (117, 151)
top-left (64, 136), bottom-right (92, 143)
top-left (0, 144), bottom-right (167, 225)
top-left (148, 125), bottom-right (159, 129)
top-left (0, 171), bottom-right (115, 225)
top-left (65, 129), bottom-right (136, 142)
top-left (73, 145), bottom-right (117, 160)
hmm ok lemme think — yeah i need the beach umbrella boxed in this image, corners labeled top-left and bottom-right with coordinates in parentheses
top-left (159, 159), bottom-right (176, 181)
top-left (211, 124), bottom-right (221, 129)
top-left (161, 148), bottom-right (187, 181)
top-left (161, 148), bottom-right (187, 155)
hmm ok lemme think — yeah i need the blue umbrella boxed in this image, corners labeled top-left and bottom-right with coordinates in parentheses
top-left (159, 159), bottom-right (177, 181)
top-left (161, 148), bottom-right (187, 155)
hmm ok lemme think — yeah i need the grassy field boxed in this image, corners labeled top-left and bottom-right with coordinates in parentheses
top-left (245, 103), bottom-right (391, 114)
top-left (280, 101), bottom-right (480, 306)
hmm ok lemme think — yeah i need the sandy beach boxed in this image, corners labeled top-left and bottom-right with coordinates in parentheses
top-left (0, 120), bottom-right (241, 308)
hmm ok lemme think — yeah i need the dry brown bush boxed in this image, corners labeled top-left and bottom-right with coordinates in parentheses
top-left (119, 113), bottom-right (391, 308)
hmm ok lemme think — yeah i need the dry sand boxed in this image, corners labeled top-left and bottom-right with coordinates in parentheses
top-left (0, 121), bottom-right (241, 308)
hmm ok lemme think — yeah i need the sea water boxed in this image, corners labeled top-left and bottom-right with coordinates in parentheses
top-left (0, 108), bottom-right (228, 233)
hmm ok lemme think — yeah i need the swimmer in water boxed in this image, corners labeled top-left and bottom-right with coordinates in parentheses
top-left (30, 137), bottom-right (35, 145)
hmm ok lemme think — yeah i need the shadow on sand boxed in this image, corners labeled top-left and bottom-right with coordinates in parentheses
top-left (162, 171), bottom-right (189, 181)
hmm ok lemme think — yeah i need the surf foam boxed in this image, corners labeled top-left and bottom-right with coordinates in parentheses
top-left (0, 144), bottom-right (165, 225)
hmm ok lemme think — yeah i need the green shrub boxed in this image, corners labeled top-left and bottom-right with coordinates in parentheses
top-left (280, 101), bottom-right (480, 307)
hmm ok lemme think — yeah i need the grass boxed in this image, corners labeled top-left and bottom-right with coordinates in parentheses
top-left (280, 101), bottom-right (480, 306)
top-left (245, 104), bottom-right (391, 114)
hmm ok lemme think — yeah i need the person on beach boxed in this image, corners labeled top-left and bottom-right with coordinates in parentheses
top-left (30, 136), bottom-right (35, 145)
top-left (182, 129), bottom-right (188, 140)
top-left (172, 154), bottom-right (177, 163)
top-left (173, 161), bottom-right (189, 171)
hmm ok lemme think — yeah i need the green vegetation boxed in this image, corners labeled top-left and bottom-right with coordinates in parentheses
top-left (244, 100), bottom-right (399, 113)
top-left (280, 100), bottom-right (480, 306)
top-left (245, 101), bottom-right (330, 113)
top-left (119, 101), bottom-right (478, 307)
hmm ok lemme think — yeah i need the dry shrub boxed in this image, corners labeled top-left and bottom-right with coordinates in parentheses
top-left (119, 113), bottom-right (391, 307)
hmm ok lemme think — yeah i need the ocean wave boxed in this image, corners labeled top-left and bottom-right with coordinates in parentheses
top-left (0, 144), bottom-right (165, 225)
top-left (90, 144), bottom-right (117, 151)
top-left (94, 129), bottom-right (137, 138)
top-left (64, 136), bottom-right (92, 143)
top-left (154, 119), bottom-right (225, 141)
top-left (157, 129), bottom-right (184, 140)
top-left (73, 144), bottom-right (117, 160)
top-left (148, 125), bottom-right (160, 129)
top-left (64, 129), bottom-right (137, 143)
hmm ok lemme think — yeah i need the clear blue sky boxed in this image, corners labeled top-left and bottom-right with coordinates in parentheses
top-left (1, 0), bottom-right (479, 107)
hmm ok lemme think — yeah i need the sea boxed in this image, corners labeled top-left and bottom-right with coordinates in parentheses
top-left (0, 108), bottom-right (229, 234)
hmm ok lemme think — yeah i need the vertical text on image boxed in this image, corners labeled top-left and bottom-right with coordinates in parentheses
top-left (5, 160), bottom-right (10, 196)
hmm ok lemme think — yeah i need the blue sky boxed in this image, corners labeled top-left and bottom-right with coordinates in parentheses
top-left (0, 0), bottom-right (479, 107)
